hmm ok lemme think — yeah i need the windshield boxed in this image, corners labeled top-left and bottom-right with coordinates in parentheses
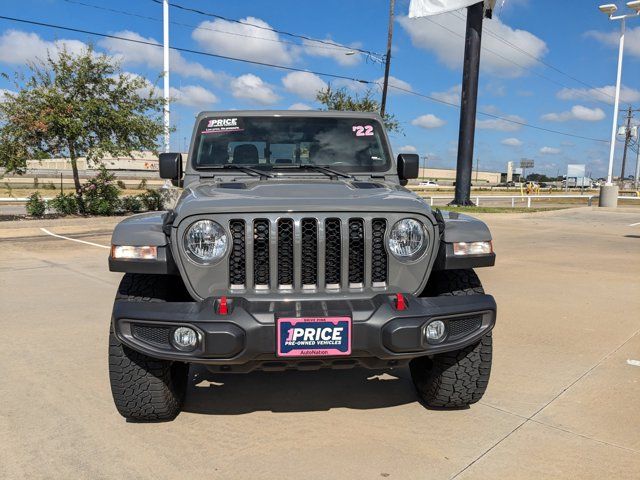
top-left (192, 116), bottom-right (391, 173)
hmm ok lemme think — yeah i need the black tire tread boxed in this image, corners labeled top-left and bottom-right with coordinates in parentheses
top-left (410, 333), bottom-right (492, 407)
top-left (109, 273), bottom-right (188, 421)
top-left (411, 269), bottom-right (493, 408)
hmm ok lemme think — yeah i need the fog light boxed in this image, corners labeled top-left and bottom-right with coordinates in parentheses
top-left (173, 327), bottom-right (198, 350)
top-left (425, 320), bottom-right (446, 343)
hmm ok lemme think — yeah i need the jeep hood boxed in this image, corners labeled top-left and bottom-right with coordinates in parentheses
top-left (172, 179), bottom-right (434, 222)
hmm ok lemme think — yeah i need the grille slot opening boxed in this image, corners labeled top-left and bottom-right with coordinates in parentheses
top-left (277, 219), bottom-right (294, 287)
top-left (229, 220), bottom-right (246, 287)
top-left (348, 219), bottom-right (365, 286)
top-left (371, 219), bottom-right (388, 284)
top-left (324, 218), bottom-right (342, 288)
top-left (253, 219), bottom-right (270, 288)
top-left (301, 218), bottom-right (318, 287)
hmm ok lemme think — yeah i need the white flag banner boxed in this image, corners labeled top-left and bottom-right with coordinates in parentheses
top-left (409, 0), bottom-right (496, 18)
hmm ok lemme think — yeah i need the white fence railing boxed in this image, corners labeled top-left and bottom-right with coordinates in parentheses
top-left (424, 194), bottom-right (640, 208)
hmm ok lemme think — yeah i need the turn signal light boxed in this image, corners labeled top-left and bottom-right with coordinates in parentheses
top-left (453, 241), bottom-right (493, 256)
top-left (111, 245), bottom-right (157, 260)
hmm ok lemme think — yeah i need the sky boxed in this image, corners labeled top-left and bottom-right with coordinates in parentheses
top-left (1, 0), bottom-right (639, 178)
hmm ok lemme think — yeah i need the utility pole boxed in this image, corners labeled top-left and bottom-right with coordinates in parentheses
top-left (634, 145), bottom-right (640, 190)
top-left (163, 0), bottom-right (170, 152)
top-left (451, 2), bottom-right (485, 206)
top-left (620, 105), bottom-right (633, 183)
top-left (380, 0), bottom-right (395, 117)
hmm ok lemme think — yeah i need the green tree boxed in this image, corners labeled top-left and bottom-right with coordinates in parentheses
top-left (0, 46), bottom-right (165, 211)
top-left (316, 85), bottom-right (401, 133)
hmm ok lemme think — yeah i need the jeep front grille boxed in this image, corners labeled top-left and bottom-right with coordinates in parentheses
top-left (228, 216), bottom-right (388, 292)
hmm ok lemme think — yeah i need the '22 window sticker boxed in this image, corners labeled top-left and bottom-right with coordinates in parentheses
top-left (352, 125), bottom-right (374, 137)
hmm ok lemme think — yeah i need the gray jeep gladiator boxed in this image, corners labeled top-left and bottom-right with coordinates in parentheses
top-left (108, 110), bottom-right (496, 421)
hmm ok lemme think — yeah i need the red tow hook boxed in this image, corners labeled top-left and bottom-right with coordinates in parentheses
top-left (218, 296), bottom-right (229, 315)
top-left (395, 293), bottom-right (407, 311)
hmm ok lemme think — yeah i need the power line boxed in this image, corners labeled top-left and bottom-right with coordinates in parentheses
top-left (421, 14), bottom-right (613, 107)
top-left (61, 0), bottom-right (372, 56)
top-left (0, 15), bottom-right (609, 144)
top-left (0, 15), bottom-right (369, 83)
top-left (384, 84), bottom-right (609, 143)
top-left (448, 10), bottom-right (615, 104)
top-left (147, 0), bottom-right (385, 61)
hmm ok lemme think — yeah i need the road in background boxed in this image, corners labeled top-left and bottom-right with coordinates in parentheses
top-left (1, 208), bottom-right (639, 479)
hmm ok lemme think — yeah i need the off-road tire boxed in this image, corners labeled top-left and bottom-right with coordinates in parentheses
top-left (410, 269), bottom-right (493, 408)
top-left (108, 274), bottom-right (189, 422)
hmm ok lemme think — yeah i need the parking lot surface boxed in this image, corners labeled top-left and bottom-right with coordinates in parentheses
top-left (1, 207), bottom-right (639, 479)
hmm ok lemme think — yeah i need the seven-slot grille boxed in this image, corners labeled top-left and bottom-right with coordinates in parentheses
top-left (228, 216), bottom-right (388, 291)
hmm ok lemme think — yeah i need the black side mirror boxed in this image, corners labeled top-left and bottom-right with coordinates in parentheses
top-left (397, 153), bottom-right (419, 186)
top-left (159, 152), bottom-right (183, 185)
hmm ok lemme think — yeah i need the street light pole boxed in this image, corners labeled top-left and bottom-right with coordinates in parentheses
top-left (380, 0), bottom-right (395, 118)
top-left (163, 0), bottom-right (170, 153)
top-left (606, 17), bottom-right (625, 186)
top-left (597, 2), bottom-right (640, 206)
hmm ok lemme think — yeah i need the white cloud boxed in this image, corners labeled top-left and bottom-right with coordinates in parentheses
top-left (411, 114), bottom-right (446, 129)
top-left (586, 27), bottom-right (640, 58)
top-left (556, 85), bottom-right (640, 105)
top-left (541, 105), bottom-right (605, 122)
top-left (230, 74), bottom-right (279, 105)
top-left (0, 30), bottom-right (87, 64)
top-left (281, 72), bottom-right (327, 100)
top-left (374, 76), bottom-right (413, 94)
top-left (501, 137), bottom-right (523, 147)
top-left (477, 114), bottom-right (525, 131)
top-left (100, 31), bottom-right (221, 82)
top-left (192, 17), bottom-right (294, 65)
top-left (431, 84), bottom-right (461, 105)
top-left (171, 85), bottom-right (218, 107)
top-left (302, 38), bottom-right (361, 66)
top-left (288, 102), bottom-right (313, 110)
top-left (540, 146), bottom-right (561, 155)
top-left (397, 145), bottom-right (418, 153)
top-left (398, 12), bottom-right (547, 77)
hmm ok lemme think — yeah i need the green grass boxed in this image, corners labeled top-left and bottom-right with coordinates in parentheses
top-left (436, 206), bottom-right (569, 214)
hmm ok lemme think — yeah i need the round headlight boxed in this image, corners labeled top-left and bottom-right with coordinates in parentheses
top-left (388, 218), bottom-right (427, 260)
top-left (184, 220), bottom-right (228, 264)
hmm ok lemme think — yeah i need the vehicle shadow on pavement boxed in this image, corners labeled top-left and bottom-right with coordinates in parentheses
top-left (183, 365), bottom-right (418, 414)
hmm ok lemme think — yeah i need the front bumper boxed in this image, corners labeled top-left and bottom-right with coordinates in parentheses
top-left (112, 293), bottom-right (496, 372)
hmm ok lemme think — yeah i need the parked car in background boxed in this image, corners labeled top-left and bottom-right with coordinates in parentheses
top-left (418, 180), bottom-right (439, 187)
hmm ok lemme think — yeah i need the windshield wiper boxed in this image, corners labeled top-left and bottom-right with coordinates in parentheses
top-left (272, 164), bottom-right (354, 180)
top-left (200, 164), bottom-right (273, 179)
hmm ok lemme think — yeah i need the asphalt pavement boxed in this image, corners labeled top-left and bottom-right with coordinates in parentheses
top-left (1, 207), bottom-right (639, 479)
